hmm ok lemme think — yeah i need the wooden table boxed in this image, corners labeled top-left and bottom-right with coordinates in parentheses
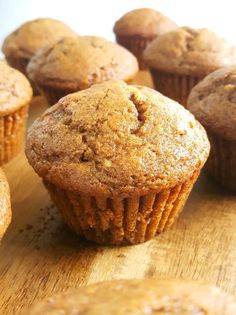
top-left (0, 72), bottom-right (236, 314)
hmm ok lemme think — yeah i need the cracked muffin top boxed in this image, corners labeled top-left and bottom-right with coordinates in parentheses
top-left (2, 18), bottom-right (77, 60)
top-left (143, 27), bottom-right (236, 76)
top-left (187, 65), bottom-right (236, 141)
top-left (26, 36), bottom-right (139, 90)
top-left (113, 8), bottom-right (177, 37)
top-left (25, 279), bottom-right (236, 314)
top-left (26, 80), bottom-right (209, 197)
top-left (0, 61), bottom-right (32, 115)
top-left (0, 169), bottom-right (11, 241)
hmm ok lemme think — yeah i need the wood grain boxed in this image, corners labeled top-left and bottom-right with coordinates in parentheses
top-left (0, 72), bottom-right (236, 314)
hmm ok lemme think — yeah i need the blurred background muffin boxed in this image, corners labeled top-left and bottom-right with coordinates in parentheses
top-left (188, 65), bottom-right (236, 191)
top-left (0, 169), bottom-right (11, 241)
top-left (114, 8), bottom-right (177, 69)
top-left (27, 36), bottom-right (139, 105)
top-left (2, 18), bottom-right (76, 94)
top-left (144, 27), bottom-right (236, 106)
top-left (25, 279), bottom-right (236, 314)
top-left (26, 81), bottom-right (209, 245)
top-left (0, 61), bottom-right (32, 164)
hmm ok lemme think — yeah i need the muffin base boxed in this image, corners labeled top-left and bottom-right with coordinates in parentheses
top-left (39, 85), bottom-right (74, 106)
top-left (116, 35), bottom-right (156, 70)
top-left (206, 132), bottom-right (236, 191)
top-left (0, 105), bottom-right (29, 165)
top-left (39, 78), bottom-right (135, 106)
top-left (44, 170), bottom-right (199, 245)
top-left (5, 56), bottom-right (39, 95)
top-left (150, 68), bottom-right (203, 106)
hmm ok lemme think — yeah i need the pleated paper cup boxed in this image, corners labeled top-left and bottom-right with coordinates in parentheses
top-left (150, 68), bottom-right (203, 107)
top-left (38, 85), bottom-right (74, 106)
top-left (116, 35), bottom-right (156, 70)
top-left (44, 170), bottom-right (199, 245)
top-left (206, 131), bottom-right (236, 191)
top-left (0, 104), bottom-right (29, 165)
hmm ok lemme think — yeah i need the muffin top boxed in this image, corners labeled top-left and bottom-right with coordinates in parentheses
top-left (144, 27), bottom-right (236, 76)
top-left (0, 169), bottom-right (11, 240)
top-left (26, 81), bottom-right (209, 197)
top-left (0, 61), bottom-right (32, 115)
top-left (27, 36), bottom-right (138, 91)
top-left (113, 8), bottom-right (177, 37)
top-left (25, 279), bottom-right (236, 314)
top-left (188, 65), bottom-right (236, 141)
top-left (2, 18), bottom-right (76, 59)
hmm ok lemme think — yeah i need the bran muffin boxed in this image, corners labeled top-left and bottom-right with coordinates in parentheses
top-left (25, 279), bottom-right (236, 314)
top-left (114, 8), bottom-right (177, 69)
top-left (2, 18), bottom-right (76, 94)
top-left (0, 61), bottom-right (32, 164)
top-left (27, 36), bottom-right (139, 105)
top-left (144, 27), bottom-right (236, 106)
top-left (0, 169), bottom-right (11, 241)
top-left (26, 81), bottom-right (209, 245)
top-left (188, 65), bottom-right (236, 191)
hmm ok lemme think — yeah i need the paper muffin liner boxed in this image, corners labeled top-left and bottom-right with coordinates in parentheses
top-left (150, 68), bottom-right (203, 107)
top-left (38, 85), bottom-right (74, 106)
top-left (116, 35), bottom-right (156, 70)
top-left (5, 56), bottom-right (40, 95)
top-left (44, 170), bottom-right (199, 245)
top-left (206, 132), bottom-right (236, 191)
top-left (39, 77), bottom-right (136, 106)
top-left (0, 104), bottom-right (29, 165)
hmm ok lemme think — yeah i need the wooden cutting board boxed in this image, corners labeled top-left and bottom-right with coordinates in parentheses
top-left (0, 71), bottom-right (236, 315)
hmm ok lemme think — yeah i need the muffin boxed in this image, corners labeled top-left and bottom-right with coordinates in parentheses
top-left (144, 27), bottom-right (236, 106)
top-left (113, 8), bottom-right (177, 69)
top-left (0, 61), bottom-right (32, 164)
top-left (0, 169), bottom-right (11, 241)
top-left (27, 36), bottom-right (139, 105)
top-left (25, 279), bottom-right (236, 314)
top-left (25, 81), bottom-right (209, 245)
top-left (2, 18), bottom-right (76, 94)
top-left (188, 65), bottom-right (236, 191)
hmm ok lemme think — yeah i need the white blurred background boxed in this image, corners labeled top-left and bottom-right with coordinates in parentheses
top-left (0, 0), bottom-right (236, 52)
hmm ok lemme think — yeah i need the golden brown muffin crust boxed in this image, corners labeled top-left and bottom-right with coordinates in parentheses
top-left (144, 27), bottom-right (236, 76)
top-left (26, 81), bottom-right (209, 197)
top-left (2, 18), bottom-right (76, 59)
top-left (27, 36), bottom-right (138, 90)
top-left (0, 169), bottom-right (11, 240)
top-left (25, 279), bottom-right (236, 314)
top-left (188, 65), bottom-right (236, 141)
top-left (114, 8), bottom-right (177, 37)
top-left (0, 61), bottom-right (32, 115)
